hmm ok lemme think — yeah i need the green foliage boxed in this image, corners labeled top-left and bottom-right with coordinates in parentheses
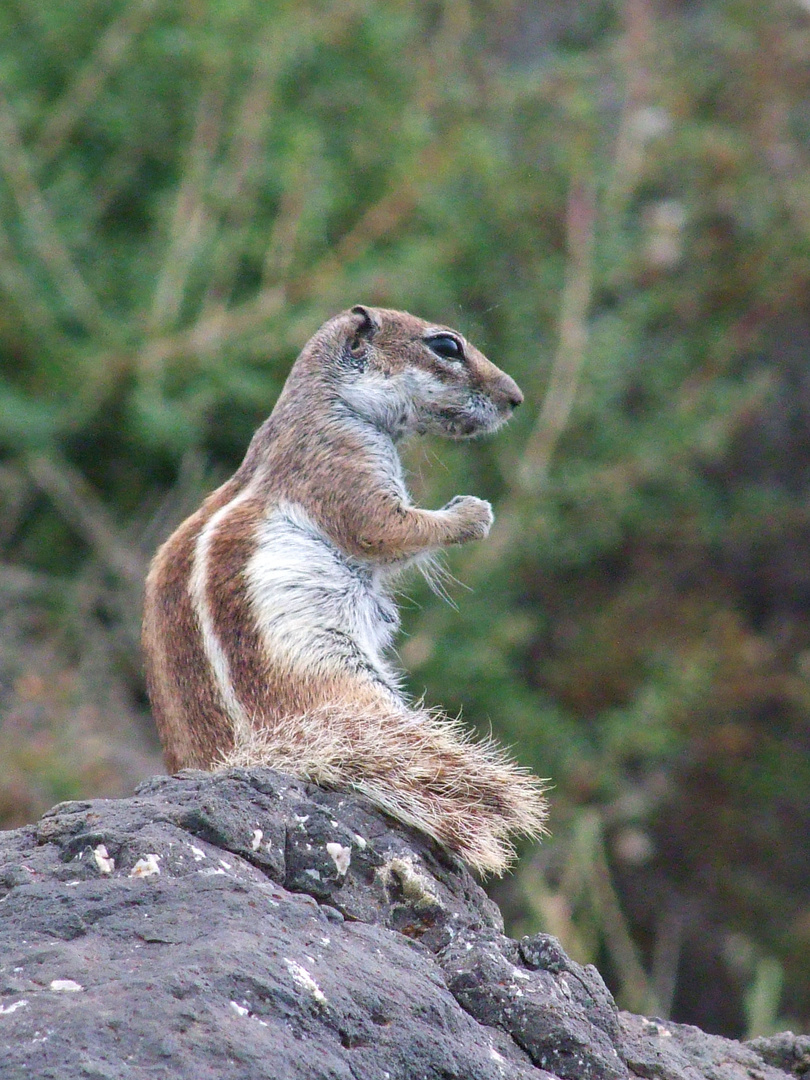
top-left (1, 0), bottom-right (809, 1037)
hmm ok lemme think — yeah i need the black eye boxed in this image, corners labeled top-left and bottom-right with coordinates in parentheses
top-left (426, 334), bottom-right (465, 362)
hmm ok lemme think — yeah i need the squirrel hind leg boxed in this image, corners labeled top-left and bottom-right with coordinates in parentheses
top-left (215, 703), bottom-right (548, 877)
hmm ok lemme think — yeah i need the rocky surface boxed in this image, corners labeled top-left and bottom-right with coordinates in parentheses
top-left (0, 768), bottom-right (807, 1080)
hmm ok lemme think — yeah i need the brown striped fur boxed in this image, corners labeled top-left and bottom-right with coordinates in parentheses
top-left (142, 306), bottom-right (547, 874)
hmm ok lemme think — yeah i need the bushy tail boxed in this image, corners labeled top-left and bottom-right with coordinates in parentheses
top-left (216, 703), bottom-right (548, 876)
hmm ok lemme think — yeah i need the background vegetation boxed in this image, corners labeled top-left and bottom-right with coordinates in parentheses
top-left (1, 0), bottom-right (808, 1038)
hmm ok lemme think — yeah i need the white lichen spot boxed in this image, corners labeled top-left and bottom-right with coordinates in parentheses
top-left (129, 854), bottom-right (161, 878)
top-left (489, 1045), bottom-right (506, 1063)
top-left (283, 959), bottom-right (327, 1007)
top-left (93, 845), bottom-right (114, 875)
top-left (218, 859), bottom-right (232, 871)
top-left (304, 868), bottom-right (322, 881)
top-left (325, 842), bottom-right (351, 876)
top-left (230, 1001), bottom-right (249, 1017)
top-left (558, 974), bottom-right (574, 999)
top-left (190, 846), bottom-right (206, 862)
top-left (353, 834), bottom-right (367, 850)
top-left (294, 814), bottom-right (310, 824)
top-left (0, 999), bottom-right (28, 1015)
top-left (642, 1018), bottom-right (673, 1038)
top-left (49, 979), bottom-right (83, 993)
top-left (65, 881), bottom-right (81, 887)
top-left (251, 829), bottom-right (263, 851)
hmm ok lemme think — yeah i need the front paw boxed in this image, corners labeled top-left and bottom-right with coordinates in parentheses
top-left (442, 495), bottom-right (494, 542)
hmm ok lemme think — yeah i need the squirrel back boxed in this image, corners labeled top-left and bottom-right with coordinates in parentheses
top-left (142, 306), bottom-right (547, 874)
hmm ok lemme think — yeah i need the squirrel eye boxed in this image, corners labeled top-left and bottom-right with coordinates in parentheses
top-left (426, 334), bottom-right (465, 362)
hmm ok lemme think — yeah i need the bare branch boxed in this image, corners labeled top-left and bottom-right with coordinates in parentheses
top-left (37, 0), bottom-right (162, 167)
top-left (0, 89), bottom-right (111, 334)
top-left (201, 28), bottom-right (281, 312)
top-left (0, 218), bottom-right (67, 344)
top-left (519, 176), bottom-right (597, 490)
top-left (24, 454), bottom-right (146, 586)
top-left (147, 63), bottom-right (228, 335)
top-left (136, 284), bottom-right (286, 372)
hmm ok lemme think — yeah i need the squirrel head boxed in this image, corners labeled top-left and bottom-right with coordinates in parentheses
top-left (305, 305), bottom-right (523, 440)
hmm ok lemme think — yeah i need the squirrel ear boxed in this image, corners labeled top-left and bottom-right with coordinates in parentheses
top-left (348, 304), bottom-right (380, 357)
top-left (350, 304), bottom-right (380, 335)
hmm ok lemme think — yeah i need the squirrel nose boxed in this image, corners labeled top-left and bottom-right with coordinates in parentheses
top-left (500, 375), bottom-right (523, 410)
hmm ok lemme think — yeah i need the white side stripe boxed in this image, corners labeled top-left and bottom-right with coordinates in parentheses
top-left (189, 488), bottom-right (255, 745)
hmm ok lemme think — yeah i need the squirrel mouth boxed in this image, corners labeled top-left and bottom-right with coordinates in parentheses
top-left (434, 403), bottom-right (506, 439)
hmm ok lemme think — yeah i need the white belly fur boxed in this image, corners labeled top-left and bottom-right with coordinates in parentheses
top-left (244, 502), bottom-right (402, 690)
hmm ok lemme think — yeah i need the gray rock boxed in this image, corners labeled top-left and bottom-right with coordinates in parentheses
top-left (0, 768), bottom-right (803, 1080)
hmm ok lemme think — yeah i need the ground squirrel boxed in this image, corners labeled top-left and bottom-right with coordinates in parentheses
top-left (142, 305), bottom-right (547, 874)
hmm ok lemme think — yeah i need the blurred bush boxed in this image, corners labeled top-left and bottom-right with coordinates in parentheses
top-left (0, 0), bottom-right (808, 1037)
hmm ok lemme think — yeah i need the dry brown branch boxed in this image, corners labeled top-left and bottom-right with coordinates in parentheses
top-left (0, 90), bottom-right (110, 334)
top-left (147, 64), bottom-right (228, 335)
top-left (650, 902), bottom-right (686, 1020)
top-left (24, 454), bottom-right (146, 587)
top-left (37, 0), bottom-right (161, 166)
top-left (201, 29), bottom-right (281, 312)
top-left (288, 142), bottom-right (447, 306)
top-left (136, 145), bottom-right (443, 372)
top-left (0, 564), bottom-right (55, 599)
top-left (0, 219), bottom-right (66, 344)
top-left (433, 174), bottom-right (596, 580)
top-left (518, 177), bottom-right (597, 491)
top-left (261, 179), bottom-right (309, 289)
top-left (587, 817), bottom-right (659, 1015)
top-left (605, 0), bottom-right (657, 214)
top-left (517, 864), bottom-right (594, 967)
top-left (400, 174), bottom-right (598, 673)
top-left (756, 88), bottom-right (810, 239)
top-left (136, 284), bottom-right (286, 371)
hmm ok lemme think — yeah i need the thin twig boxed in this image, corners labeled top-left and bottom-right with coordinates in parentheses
top-left (650, 902), bottom-right (686, 1019)
top-left (24, 454), bottom-right (146, 587)
top-left (586, 814), bottom-right (659, 1014)
top-left (518, 865), bottom-right (594, 966)
top-left (0, 218), bottom-right (67, 345)
top-left (447, 174), bottom-right (597, 576)
top-left (135, 143), bottom-right (445, 372)
top-left (147, 63), bottom-right (228, 334)
top-left (136, 284), bottom-right (286, 371)
top-left (288, 147), bottom-right (445, 305)
top-left (0, 89), bottom-right (110, 334)
top-left (604, 0), bottom-right (657, 215)
top-left (37, 0), bottom-right (161, 167)
top-left (261, 178), bottom-right (309, 288)
top-left (518, 177), bottom-right (597, 491)
top-left (0, 565), bottom-right (58, 599)
top-left (201, 27), bottom-right (280, 312)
